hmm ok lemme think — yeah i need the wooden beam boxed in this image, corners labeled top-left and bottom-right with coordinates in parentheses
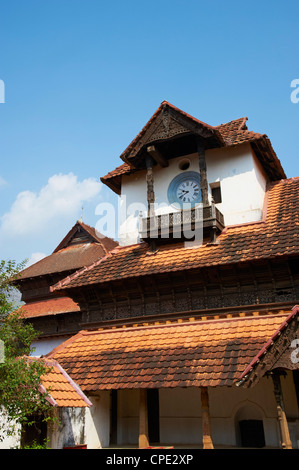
top-left (201, 386), bottom-right (214, 449)
top-left (271, 372), bottom-right (292, 449)
top-left (147, 145), bottom-right (169, 168)
top-left (138, 389), bottom-right (149, 448)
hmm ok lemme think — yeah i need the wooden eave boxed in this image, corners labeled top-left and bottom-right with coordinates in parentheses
top-left (250, 136), bottom-right (286, 181)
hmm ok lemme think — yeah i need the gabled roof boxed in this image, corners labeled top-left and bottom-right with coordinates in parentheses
top-left (21, 297), bottom-right (80, 319)
top-left (51, 177), bottom-right (299, 292)
top-left (46, 311), bottom-right (292, 390)
top-left (101, 103), bottom-right (286, 194)
top-left (18, 221), bottom-right (118, 280)
top-left (27, 357), bottom-right (92, 407)
top-left (119, 101), bottom-right (225, 166)
top-left (53, 220), bottom-right (116, 253)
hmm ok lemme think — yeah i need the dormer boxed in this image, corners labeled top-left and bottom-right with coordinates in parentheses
top-left (101, 102), bottom-right (286, 247)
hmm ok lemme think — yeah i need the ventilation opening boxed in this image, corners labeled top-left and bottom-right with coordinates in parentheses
top-left (239, 420), bottom-right (265, 448)
top-left (210, 182), bottom-right (222, 204)
top-left (179, 159), bottom-right (190, 171)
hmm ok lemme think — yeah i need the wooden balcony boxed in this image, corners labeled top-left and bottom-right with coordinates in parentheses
top-left (139, 204), bottom-right (225, 243)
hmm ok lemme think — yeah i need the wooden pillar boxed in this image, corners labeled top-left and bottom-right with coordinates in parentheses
top-left (145, 154), bottom-right (157, 252)
top-left (145, 154), bottom-right (155, 216)
top-left (197, 140), bottom-right (209, 206)
top-left (271, 372), bottom-right (292, 449)
top-left (201, 386), bottom-right (214, 449)
top-left (138, 389), bottom-right (149, 448)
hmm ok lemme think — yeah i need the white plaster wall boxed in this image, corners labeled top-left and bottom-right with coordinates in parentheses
top-left (31, 336), bottom-right (70, 357)
top-left (159, 388), bottom-right (202, 445)
top-left (118, 143), bottom-right (268, 246)
top-left (85, 392), bottom-right (110, 449)
top-left (115, 376), bottom-right (298, 448)
top-left (206, 144), bottom-right (268, 226)
top-left (49, 407), bottom-right (86, 449)
top-left (117, 389), bottom-right (139, 445)
top-left (0, 408), bottom-right (20, 449)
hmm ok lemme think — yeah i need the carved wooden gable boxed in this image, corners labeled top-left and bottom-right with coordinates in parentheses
top-left (120, 102), bottom-right (224, 168)
top-left (239, 307), bottom-right (299, 388)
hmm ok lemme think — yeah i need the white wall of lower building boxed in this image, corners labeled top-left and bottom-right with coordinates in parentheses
top-left (31, 336), bottom-right (70, 357)
top-left (112, 373), bottom-right (299, 448)
top-left (85, 391), bottom-right (110, 449)
top-left (2, 372), bottom-right (297, 449)
top-left (49, 407), bottom-right (86, 449)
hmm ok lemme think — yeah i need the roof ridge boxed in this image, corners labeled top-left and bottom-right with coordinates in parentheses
top-left (50, 245), bottom-right (123, 293)
top-left (53, 220), bottom-right (117, 254)
top-left (119, 101), bottom-right (225, 164)
top-left (216, 116), bottom-right (248, 128)
top-left (51, 311), bottom-right (290, 341)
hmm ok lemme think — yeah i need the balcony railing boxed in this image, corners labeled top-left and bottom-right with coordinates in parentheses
top-left (139, 204), bottom-right (225, 243)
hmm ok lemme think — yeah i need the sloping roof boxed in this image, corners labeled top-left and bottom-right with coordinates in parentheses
top-left (21, 297), bottom-right (80, 319)
top-left (46, 312), bottom-right (291, 390)
top-left (237, 305), bottom-right (299, 387)
top-left (18, 221), bottom-right (118, 280)
top-left (26, 357), bottom-right (92, 407)
top-left (51, 177), bottom-right (299, 292)
top-left (53, 221), bottom-right (117, 253)
top-left (101, 104), bottom-right (285, 194)
top-left (119, 101), bottom-right (225, 165)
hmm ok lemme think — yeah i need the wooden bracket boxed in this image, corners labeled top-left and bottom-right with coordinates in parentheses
top-left (147, 145), bottom-right (169, 168)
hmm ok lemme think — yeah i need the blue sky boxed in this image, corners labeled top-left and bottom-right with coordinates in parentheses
top-left (0, 0), bottom-right (298, 265)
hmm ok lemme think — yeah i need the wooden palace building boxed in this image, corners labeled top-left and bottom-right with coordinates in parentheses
top-left (15, 102), bottom-right (299, 449)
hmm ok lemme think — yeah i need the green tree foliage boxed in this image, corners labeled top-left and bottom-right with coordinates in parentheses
top-left (0, 260), bottom-right (54, 444)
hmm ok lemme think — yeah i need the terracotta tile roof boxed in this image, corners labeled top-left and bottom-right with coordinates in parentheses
top-left (51, 177), bottom-right (299, 292)
top-left (53, 221), bottom-right (118, 253)
top-left (119, 101), bottom-right (225, 164)
top-left (21, 297), bottom-right (80, 319)
top-left (100, 117), bottom-right (260, 184)
top-left (46, 312), bottom-right (291, 390)
top-left (26, 357), bottom-right (92, 407)
top-left (101, 108), bottom-right (285, 191)
top-left (18, 244), bottom-right (108, 280)
top-left (18, 221), bottom-right (118, 280)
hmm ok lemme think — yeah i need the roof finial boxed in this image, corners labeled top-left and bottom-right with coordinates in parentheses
top-left (80, 205), bottom-right (84, 223)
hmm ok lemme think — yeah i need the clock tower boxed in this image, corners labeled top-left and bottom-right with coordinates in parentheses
top-left (101, 101), bottom-right (285, 248)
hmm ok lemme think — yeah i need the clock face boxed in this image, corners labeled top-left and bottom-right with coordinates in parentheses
top-left (168, 171), bottom-right (202, 208)
top-left (176, 180), bottom-right (200, 203)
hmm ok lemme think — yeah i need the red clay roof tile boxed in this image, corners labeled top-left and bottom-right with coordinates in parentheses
top-left (51, 177), bottom-right (299, 292)
top-left (46, 312), bottom-right (293, 390)
top-left (21, 297), bottom-right (80, 319)
top-left (27, 357), bottom-right (92, 407)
